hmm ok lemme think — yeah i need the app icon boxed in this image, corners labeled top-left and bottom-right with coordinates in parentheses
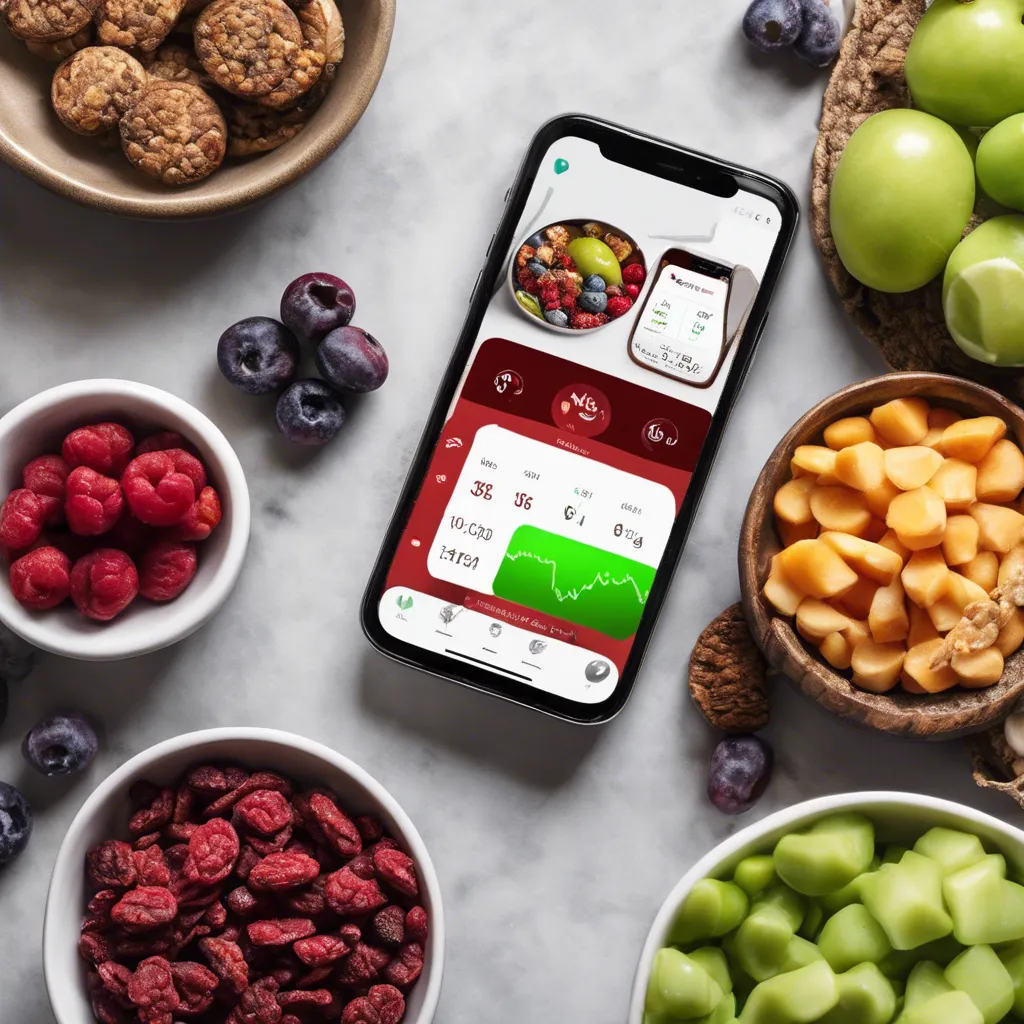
top-left (641, 417), bottom-right (680, 451)
top-left (494, 369), bottom-right (524, 397)
top-left (489, 622), bottom-right (503, 638)
top-left (585, 659), bottom-right (611, 683)
top-left (529, 639), bottom-right (547, 655)
top-left (554, 158), bottom-right (569, 175)
top-left (551, 382), bottom-right (611, 438)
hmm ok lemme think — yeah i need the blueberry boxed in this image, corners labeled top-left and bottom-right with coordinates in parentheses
top-left (527, 259), bottom-right (547, 277)
top-left (315, 326), bottom-right (389, 394)
top-left (280, 272), bottom-right (356, 343)
top-left (707, 735), bottom-right (773, 814)
top-left (582, 274), bottom-right (606, 293)
top-left (22, 713), bottom-right (98, 777)
top-left (578, 290), bottom-right (608, 314)
top-left (276, 379), bottom-right (346, 446)
top-left (742, 0), bottom-right (803, 50)
top-left (544, 309), bottom-right (569, 328)
top-left (217, 317), bottom-right (299, 396)
top-left (0, 782), bottom-right (32, 865)
top-left (793, 0), bottom-right (841, 66)
top-left (0, 624), bottom-right (34, 682)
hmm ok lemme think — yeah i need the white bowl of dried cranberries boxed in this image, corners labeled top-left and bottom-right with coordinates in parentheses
top-left (43, 727), bottom-right (445, 1024)
top-left (0, 379), bottom-right (250, 661)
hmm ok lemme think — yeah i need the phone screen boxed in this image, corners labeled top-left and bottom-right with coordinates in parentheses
top-left (367, 122), bottom-right (793, 719)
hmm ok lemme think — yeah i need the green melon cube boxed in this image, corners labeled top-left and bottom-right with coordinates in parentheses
top-left (818, 903), bottom-right (893, 973)
top-left (645, 948), bottom-right (725, 1019)
top-left (913, 828), bottom-right (987, 876)
top-left (898, 990), bottom-right (983, 1024)
top-left (735, 856), bottom-right (779, 898)
top-left (944, 945), bottom-right (1014, 1024)
top-left (997, 939), bottom-right (1024, 1018)
top-left (670, 879), bottom-right (751, 946)
top-left (943, 854), bottom-right (1024, 946)
top-left (860, 851), bottom-right (953, 950)
top-left (737, 960), bottom-right (838, 1024)
top-left (818, 962), bottom-right (897, 1024)
top-left (773, 814), bottom-right (875, 897)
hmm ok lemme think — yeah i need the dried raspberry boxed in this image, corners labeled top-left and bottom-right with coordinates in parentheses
top-left (293, 933), bottom-right (350, 967)
top-left (370, 905), bottom-right (405, 948)
top-left (226, 885), bottom-right (261, 917)
top-left (170, 486), bottom-right (222, 542)
top-left (187, 763), bottom-right (247, 796)
top-left (337, 943), bottom-right (391, 987)
top-left (569, 311), bottom-right (604, 330)
top-left (236, 844), bottom-right (262, 881)
top-left (625, 283), bottom-right (641, 299)
top-left (97, 960), bottom-right (133, 1004)
top-left (163, 449), bottom-right (207, 491)
top-left (228, 979), bottom-right (283, 1024)
top-left (63, 423), bottom-right (135, 477)
top-left (373, 848), bottom-right (419, 898)
top-left (0, 488), bottom-right (47, 549)
top-left (247, 917), bottom-right (316, 946)
top-left (248, 825), bottom-right (292, 856)
top-left (233, 789), bottom-right (294, 837)
top-left (354, 816), bottom-right (383, 843)
top-left (88, 970), bottom-right (131, 1024)
top-left (130, 787), bottom-right (174, 836)
top-left (544, 300), bottom-right (561, 311)
top-left (384, 942), bottom-right (424, 988)
top-left (199, 936), bottom-right (249, 994)
top-left (80, 930), bottom-right (117, 966)
top-left (204, 899), bottom-right (227, 930)
top-left (404, 906), bottom-right (428, 945)
top-left (622, 262), bottom-right (647, 285)
top-left (172, 782), bottom-right (193, 824)
top-left (127, 955), bottom-right (179, 1018)
top-left (170, 961), bottom-right (218, 1014)
top-left (22, 454), bottom-right (71, 525)
top-left (561, 293), bottom-right (577, 311)
top-left (121, 452), bottom-right (196, 527)
top-left (111, 886), bottom-right (178, 933)
top-left (203, 771), bottom-right (293, 818)
top-left (133, 845), bottom-right (171, 887)
top-left (70, 548), bottom-right (139, 621)
top-left (65, 468), bottom-right (124, 536)
top-left (185, 818), bottom-right (240, 884)
top-left (539, 283), bottom-right (560, 304)
top-left (88, 840), bottom-right (138, 889)
top-left (138, 540), bottom-right (197, 601)
top-left (133, 832), bottom-right (162, 851)
top-left (309, 793), bottom-right (361, 858)
top-left (605, 294), bottom-right (633, 319)
top-left (341, 985), bottom-right (406, 1024)
top-left (324, 867), bottom-right (387, 916)
top-left (277, 988), bottom-right (333, 1009)
top-left (248, 851), bottom-right (320, 892)
top-left (347, 854), bottom-right (376, 880)
top-left (522, 276), bottom-right (540, 295)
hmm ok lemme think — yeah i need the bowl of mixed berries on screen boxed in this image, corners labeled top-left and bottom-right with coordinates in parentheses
top-left (509, 219), bottom-right (647, 333)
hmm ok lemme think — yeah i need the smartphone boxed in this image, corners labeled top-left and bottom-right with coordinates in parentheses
top-left (361, 114), bottom-right (798, 724)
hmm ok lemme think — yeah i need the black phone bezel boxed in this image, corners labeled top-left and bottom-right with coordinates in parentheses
top-left (360, 113), bottom-right (799, 725)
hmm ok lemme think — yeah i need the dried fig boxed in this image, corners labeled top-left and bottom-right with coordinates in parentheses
top-left (94, 0), bottom-right (186, 51)
top-left (1, 0), bottom-right (97, 43)
top-left (24, 22), bottom-right (93, 60)
top-left (51, 45), bottom-right (147, 135)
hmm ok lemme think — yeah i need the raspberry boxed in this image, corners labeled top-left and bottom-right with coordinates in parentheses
top-left (308, 793), bottom-right (361, 857)
top-left (185, 818), bottom-right (240, 884)
top-left (70, 549), bottom-right (139, 622)
top-left (373, 847), bottom-right (419, 898)
top-left (247, 852), bottom-right (319, 892)
top-left (623, 262), bottom-right (646, 285)
top-left (127, 956), bottom-right (179, 1018)
top-left (88, 840), bottom-right (138, 888)
top-left (337, 942), bottom-right (391, 986)
top-left (561, 293), bottom-right (576, 311)
top-left (405, 906), bottom-right (428, 944)
top-left (138, 541), bottom-right (197, 602)
top-left (233, 790), bottom-right (293, 837)
top-left (13, 546), bottom-right (72, 609)
top-left (570, 311), bottom-right (604, 330)
top-left (23, 454), bottom-right (70, 522)
top-left (199, 936), bottom-right (249, 994)
top-left (293, 934), bottom-right (351, 967)
top-left (170, 486), bottom-right (221, 542)
top-left (121, 453), bottom-right (196, 527)
top-left (111, 886), bottom-right (178, 932)
top-left (341, 985), bottom-right (405, 1024)
top-left (65, 468), bottom-right (124, 536)
top-left (521, 276), bottom-right (540, 295)
top-left (170, 961), bottom-right (218, 1015)
top-left (129, 786), bottom-right (174, 836)
top-left (324, 867), bottom-right (387, 916)
top-left (606, 294), bottom-right (633, 319)
top-left (63, 423), bottom-right (135, 477)
top-left (539, 283), bottom-right (560, 304)
top-left (133, 845), bottom-right (171, 887)
top-left (164, 448), bottom-right (207, 491)
top-left (0, 489), bottom-right (46, 549)
top-left (247, 918), bottom-right (316, 946)
top-left (370, 905), bottom-right (406, 948)
top-left (625, 283), bottom-right (641, 299)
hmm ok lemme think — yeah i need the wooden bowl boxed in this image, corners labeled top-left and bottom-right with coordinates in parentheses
top-left (739, 372), bottom-right (1024, 740)
top-left (0, 0), bottom-right (394, 218)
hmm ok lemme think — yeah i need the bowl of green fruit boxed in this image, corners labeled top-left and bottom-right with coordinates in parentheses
top-left (629, 792), bottom-right (1024, 1024)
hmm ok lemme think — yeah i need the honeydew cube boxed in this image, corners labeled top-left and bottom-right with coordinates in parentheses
top-left (774, 477), bottom-right (816, 525)
top-left (819, 532), bottom-right (903, 584)
top-left (764, 555), bottom-right (805, 617)
top-left (818, 905), bottom-right (892, 973)
top-left (940, 416), bottom-right (1007, 463)
top-left (792, 445), bottom-right (838, 479)
top-left (774, 813), bottom-right (875, 897)
top-left (835, 442), bottom-right (886, 492)
top-left (946, 572), bottom-right (990, 612)
top-left (777, 541), bottom-right (859, 600)
top-left (738, 960), bottom-right (838, 1024)
top-left (669, 878), bottom-right (750, 945)
top-left (824, 416), bottom-right (877, 450)
top-left (818, 963), bottom-right (896, 1024)
top-left (860, 851), bottom-right (953, 950)
top-left (731, 903), bottom-right (801, 982)
top-left (645, 948), bottom-right (725, 1020)
top-left (902, 638), bottom-right (958, 694)
top-left (796, 599), bottom-right (851, 642)
top-left (976, 438), bottom-right (1024, 502)
top-left (810, 486), bottom-right (872, 535)
top-left (996, 608), bottom-right (1024, 657)
top-left (884, 446), bottom-right (943, 490)
top-left (778, 519), bottom-right (818, 547)
top-left (970, 502), bottom-right (1024, 553)
top-left (999, 544), bottom-right (1024, 590)
top-left (878, 529), bottom-right (911, 561)
top-left (734, 856), bottom-right (778, 898)
top-left (913, 827), bottom-right (986, 876)
top-left (840, 618), bottom-right (871, 649)
top-left (927, 596), bottom-right (963, 633)
top-left (930, 459), bottom-right (978, 511)
top-left (907, 603), bottom-right (940, 648)
top-left (997, 940), bottom-right (1024, 1019)
top-left (901, 550), bottom-right (949, 607)
top-left (689, 947), bottom-right (734, 997)
top-left (943, 854), bottom-right (1024, 946)
top-left (887, 487), bottom-right (947, 551)
top-left (868, 578), bottom-right (909, 644)
top-left (961, 551), bottom-right (999, 592)
top-left (942, 515), bottom-right (979, 567)
top-left (944, 945), bottom-right (1014, 1024)
top-left (870, 398), bottom-right (930, 446)
top-left (903, 960), bottom-right (953, 1007)
top-left (865, 478), bottom-right (903, 519)
top-left (952, 647), bottom-right (1004, 688)
top-left (900, 991), bottom-right (983, 1024)
top-left (835, 577), bottom-right (878, 620)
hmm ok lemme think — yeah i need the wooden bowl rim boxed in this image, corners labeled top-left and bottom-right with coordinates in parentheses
top-left (739, 370), bottom-right (1024, 739)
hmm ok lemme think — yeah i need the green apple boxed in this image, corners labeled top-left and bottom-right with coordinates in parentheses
top-left (905, 0), bottom-right (1024, 128)
top-left (829, 109), bottom-right (975, 293)
top-left (977, 115), bottom-right (1024, 211)
top-left (943, 215), bottom-right (1024, 366)
top-left (566, 237), bottom-right (622, 286)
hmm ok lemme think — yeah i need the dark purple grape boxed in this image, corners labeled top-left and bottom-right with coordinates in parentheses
top-left (217, 317), bottom-right (299, 395)
top-left (315, 326), bottom-right (389, 393)
top-left (793, 0), bottom-right (841, 66)
top-left (708, 735), bottom-right (773, 815)
top-left (275, 379), bottom-right (346, 446)
top-left (280, 273), bottom-right (356, 343)
top-left (0, 782), bottom-right (32, 864)
top-left (22, 713), bottom-right (98, 776)
top-left (742, 0), bottom-right (803, 51)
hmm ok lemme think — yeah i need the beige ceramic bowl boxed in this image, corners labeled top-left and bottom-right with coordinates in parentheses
top-left (0, 0), bottom-right (395, 217)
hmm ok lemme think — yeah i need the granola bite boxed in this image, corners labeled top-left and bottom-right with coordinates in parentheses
top-left (604, 232), bottom-right (633, 263)
top-left (51, 45), bottom-right (147, 135)
top-left (140, 40), bottom-right (209, 87)
top-left (193, 0), bottom-right (303, 98)
top-left (120, 79), bottom-right (226, 185)
top-left (94, 0), bottom-right (186, 50)
top-left (24, 22), bottom-right (92, 60)
top-left (1, 0), bottom-right (96, 42)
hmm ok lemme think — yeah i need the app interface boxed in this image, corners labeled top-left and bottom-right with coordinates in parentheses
top-left (378, 135), bottom-right (783, 705)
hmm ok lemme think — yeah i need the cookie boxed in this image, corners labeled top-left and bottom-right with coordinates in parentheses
top-left (51, 44), bottom-right (147, 135)
top-left (94, 0), bottom-right (187, 50)
top-left (253, 0), bottom-right (340, 110)
top-left (24, 21), bottom-right (92, 59)
top-left (1, 0), bottom-right (97, 42)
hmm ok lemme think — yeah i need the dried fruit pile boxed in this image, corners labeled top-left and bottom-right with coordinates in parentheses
top-left (0, 0), bottom-right (345, 186)
top-left (0, 422), bottom-right (222, 621)
top-left (80, 762), bottom-right (428, 1024)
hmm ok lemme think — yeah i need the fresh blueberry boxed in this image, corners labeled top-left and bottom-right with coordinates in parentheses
top-left (544, 309), bottom-right (569, 328)
top-left (280, 273), bottom-right (356, 344)
top-left (582, 274), bottom-right (606, 293)
top-left (707, 735), bottom-right (773, 814)
top-left (0, 624), bottom-right (34, 683)
top-left (0, 782), bottom-right (32, 865)
top-left (276, 380), bottom-right (346, 446)
top-left (578, 290), bottom-right (608, 314)
top-left (22, 713), bottom-right (98, 777)
top-left (793, 0), bottom-right (841, 66)
top-left (742, 0), bottom-right (803, 50)
top-left (527, 259), bottom-right (547, 277)
top-left (315, 326), bottom-right (389, 394)
top-left (217, 317), bottom-right (299, 396)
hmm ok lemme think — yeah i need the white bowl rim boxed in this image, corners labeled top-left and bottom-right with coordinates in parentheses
top-left (42, 727), bottom-right (446, 1024)
top-left (627, 791), bottom-right (1024, 1024)
top-left (0, 378), bottom-right (251, 660)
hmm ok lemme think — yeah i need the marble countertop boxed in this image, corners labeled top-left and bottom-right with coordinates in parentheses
top-left (0, 2), bottom-right (1016, 1021)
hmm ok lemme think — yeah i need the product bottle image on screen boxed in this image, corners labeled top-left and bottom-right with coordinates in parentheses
top-left (362, 115), bottom-right (797, 722)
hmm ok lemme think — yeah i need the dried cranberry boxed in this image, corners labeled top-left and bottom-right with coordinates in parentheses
top-left (186, 764), bottom-right (245, 796)
top-left (171, 486), bottom-right (222, 542)
top-left (373, 848), bottom-right (419, 899)
top-left (225, 885), bottom-right (261, 917)
top-left (87, 889), bottom-right (120, 925)
top-left (127, 956), bottom-right (179, 1017)
top-left (337, 942), bottom-right (390, 986)
top-left (235, 844), bottom-right (262, 881)
top-left (309, 793), bottom-right (362, 858)
top-left (347, 854), bottom-right (376, 880)
top-left (233, 790), bottom-right (294, 837)
top-left (70, 548), bottom-right (139, 621)
top-left (284, 885), bottom-right (325, 916)
top-left (341, 984), bottom-right (405, 1024)
top-left (247, 825), bottom-right (292, 856)
top-left (163, 822), bottom-right (198, 843)
top-left (203, 771), bottom-right (293, 819)
top-left (133, 846), bottom-right (171, 887)
top-left (247, 918), bottom-right (316, 946)
top-left (404, 906), bottom-right (428, 945)
top-left (384, 942), bottom-right (424, 988)
top-left (354, 815), bottom-right (384, 843)
top-left (340, 922), bottom-right (362, 946)
top-left (64, 423), bottom-right (134, 476)
top-left (248, 852), bottom-right (320, 892)
top-left (277, 988), bottom-right (333, 1009)
top-left (111, 887), bottom-right (178, 933)
top-left (184, 818), bottom-right (240, 884)
top-left (138, 540), bottom-right (198, 602)
top-left (133, 832), bottom-right (162, 851)
top-left (204, 899), bottom-right (227, 930)
top-left (130, 788), bottom-right (174, 836)
top-left (9, 546), bottom-right (71, 609)
top-left (370, 906), bottom-right (405, 948)
top-left (293, 934), bottom-right (351, 967)
top-left (324, 867), bottom-right (387, 916)
top-left (113, 925), bottom-right (173, 960)
top-left (88, 970), bottom-right (132, 1024)
top-left (199, 935), bottom-right (248, 994)
top-left (228, 979), bottom-right (283, 1024)
top-left (97, 960), bottom-right (133, 1004)
top-left (0, 488), bottom-right (46, 549)
top-left (295, 966), bottom-right (333, 989)
top-left (65, 468), bottom-right (124, 536)
top-left (169, 960), bottom-right (218, 1014)
top-left (88, 840), bottom-right (138, 889)
top-left (121, 452), bottom-right (196, 527)
top-left (171, 782), bottom-right (193, 824)
top-left (80, 930), bottom-right (117, 965)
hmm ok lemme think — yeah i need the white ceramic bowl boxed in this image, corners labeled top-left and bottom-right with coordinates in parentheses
top-left (628, 792), bottom-right (1024, 1024)
top-left (0, 379), bottom-right (250, 660)
top-left (44, 728), bottom-right (445, 1024)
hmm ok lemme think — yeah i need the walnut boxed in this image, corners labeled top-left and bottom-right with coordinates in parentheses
top-left (95, 0), bottom-right (186, 51)
top-left (968, 726), bottom-right (1024, 811)
top-left (515, 245), bottom-right (535, 269)
top-left (544, 224), bottom-right (570, 247)
top-left (120, 79), bottom-right (226, 185)
top-left (689, 603), bottom-right (770, 733)
top-left (582, 222), bottom-right (603, 238)
top-left (51, 45), bottom-right (147, 135)
top-left (1, 0), bottom-right (96, 42)
top-left (932, 598), bottom-right (1002, 668)
top-left (1001, 565), bottom-right (1024, 607)
top-left (23, 21), bottom-right (92, 59)
top-left (604, 232), bottom-right (633, 263)
top-left (535, 244), bottom-right (555, 266)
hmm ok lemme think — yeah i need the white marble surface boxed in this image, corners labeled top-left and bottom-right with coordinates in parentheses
top-left (0, 3), bottom-right (1017, 1021)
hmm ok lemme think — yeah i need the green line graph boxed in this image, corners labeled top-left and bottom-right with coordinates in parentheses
top-left (491, 525), bottom-right (654, 640)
